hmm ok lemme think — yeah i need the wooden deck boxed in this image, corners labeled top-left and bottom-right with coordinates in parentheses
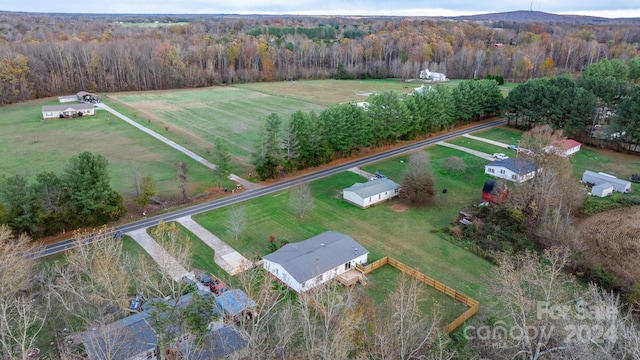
top-left (336, 269), bottom-right (367, 287)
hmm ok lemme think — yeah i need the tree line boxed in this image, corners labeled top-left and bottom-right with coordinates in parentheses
top-left (252, 79), bottom-right (503, 179)
top-left (0, 151), bottom-right (125, 238)
top-left (504, 58), bottom-right (640, 152)
top-left (1, 12), bottom-right (640, 105)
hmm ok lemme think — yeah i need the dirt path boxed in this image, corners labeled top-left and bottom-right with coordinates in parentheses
top-left (347, 167), bottom-right (376, 180)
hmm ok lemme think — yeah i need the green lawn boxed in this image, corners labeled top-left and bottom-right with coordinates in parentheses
top-left (473, 127), bottom-right (524, 145)
top-left (570, 147), bottom-right (640, 180)
top-left (446, 137), bottom-right (509, 156)
top-left (146, 222), bottom-right (233, 284)
top-left (364, 265), bottom-right (470, 326)
top-left (194, 152), bottom-right (494, 300)
top-left (0, 98), bottom-right (216, 203)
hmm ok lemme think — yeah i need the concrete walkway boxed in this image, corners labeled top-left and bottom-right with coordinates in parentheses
top-left (436, 141), bottom-right (495, 161)
top-left (462, 133), bottom-right (510, 148)
top-left (348, 167), bottom-right (376, 180)
top-left (126, 228), bottom-right (189, 281)
top-left (175, 216), bottom-right (251, 276)
top-left (96, 103), bottom-right (262, 189)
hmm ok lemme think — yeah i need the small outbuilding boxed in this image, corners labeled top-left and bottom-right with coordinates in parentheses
top-left (41, 103), bottom-right (95, 120)
top-left (77, 91), bottom-right (99, 103)
top-left (262, 231), bottom-right (369, 293)
top-left (343, 178), bottom-right (400, 208)
top-left (481, 179), bottom-right (508, 204)
top-left (484, 158), bottom-right (538, 183)
top-left (591, 183), bottom-right (614, 197)
top-left (58, 95), bottom-right (78, 103)
top-left (582, 170), bottom-right (631, 193)
top-left (215, 289), bottom-right (258, 321)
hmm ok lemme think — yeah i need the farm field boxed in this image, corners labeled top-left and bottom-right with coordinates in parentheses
top-left (106, 86), bottom-right (327, 166)
top-left (193, 147), bottom-right (494, 300)
top-left (0, 98), bottom-right (214, 202)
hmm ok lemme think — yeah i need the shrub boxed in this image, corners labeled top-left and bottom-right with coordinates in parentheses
top-left (440, 156), bottom-right (466, 173)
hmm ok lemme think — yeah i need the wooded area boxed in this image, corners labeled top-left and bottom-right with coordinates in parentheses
top-left (1, 12), bottom-right (640, 105)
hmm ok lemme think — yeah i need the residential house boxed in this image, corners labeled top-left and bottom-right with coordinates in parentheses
top-left (79, 291), bottom-right (246, 360)
top-left (262, 231), bottom-right (369, 293)
top-left (484, 158), bottom-right (538, 183)
top-left (545, 139), bottom-right (582, 157)
top-left (343, 178), bottom-right (400, 208)
top-left (582, 170), bottom-right (631, 193)
top-left (42, 103), bottom-right (95, 120)
top-left (419, 68), bottom-right (447, 82)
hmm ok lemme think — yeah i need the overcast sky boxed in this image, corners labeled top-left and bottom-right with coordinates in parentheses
top-left (1, 0), bottom-right (640, 18)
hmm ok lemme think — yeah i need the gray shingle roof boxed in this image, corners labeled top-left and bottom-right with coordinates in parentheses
top-left (343, 178), bottom-right (399, 198)
top-left (262, 231), bottom-right (368, 284)
top-left (216, 289), bottom-right (257, 317)
top-left (42, 103), bottom-right (94, 112)
top-left (487, 158), bottom-right (537, 175)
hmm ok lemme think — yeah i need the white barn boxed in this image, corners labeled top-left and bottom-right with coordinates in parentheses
top-left (485, 158), bottom-right (538, 183)
top-left (262, 231), bottom-right (369, 293)
top-left (582, 170), bottom-right (631, 193)
top-left (343, 178), bottom-right (400, 208)
top-left (42, 103), bottom-right (95, 120)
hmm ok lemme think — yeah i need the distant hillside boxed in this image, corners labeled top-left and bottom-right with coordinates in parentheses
top-left (449, 10), bottom-right (640, 25)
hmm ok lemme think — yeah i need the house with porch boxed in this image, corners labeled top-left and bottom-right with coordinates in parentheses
top-left (343, 178), bottom-right (400, 208)
top-left (262, 231), bottom-right (369, 293)
top-left (484, 158), bottom-right (538, 183)
top-left (42, 103), bottom-right (95, 120)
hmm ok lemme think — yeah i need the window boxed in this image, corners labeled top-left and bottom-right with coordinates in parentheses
top-left (395, 188), bottom-right (399, 193)
top-left (512, 175), bottom-right (517, 180)
top-left (384, 192), bottom-right (388, 195)
top-left (345, 262), bottom-right (351, 270)
top-left (488, 168), bottom-right (494, 173)
top-left (378, 194), bottom-right (381, 199)
top-left (500, 169), bottom-right (506, 174)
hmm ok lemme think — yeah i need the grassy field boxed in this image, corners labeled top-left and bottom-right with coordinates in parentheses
top-left (0, 98), bottom-right (215, 203)
top-left (193, 147), bottom-right (494, 300)
top-left (473, 126), bottom-right (523, 145)
top-left (446, 137), bottom-right (510, 156)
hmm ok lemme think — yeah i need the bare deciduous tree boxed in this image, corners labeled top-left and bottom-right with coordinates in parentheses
top-left (226, 206), bottom-right (246, 240)
top-left (288, 183), bottom-right (315, 220)
top-left (400, 151), bottom-right (435, 205)
top-left (0, 225), bottom-right (46, 360)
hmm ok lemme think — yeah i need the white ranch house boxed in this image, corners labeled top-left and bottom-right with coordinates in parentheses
top-left (485, 158), bottom-right (538, 183)
top-left (343, 178), bottom-right (400, 208)
top-left (262, 231), bottom-right (369, 293)
top-left (41, 103), bottom-right (95, 120)
top-left (582, 170), bottom-right (631, 193)
top-left (544, 139), bottom-right (582, 157)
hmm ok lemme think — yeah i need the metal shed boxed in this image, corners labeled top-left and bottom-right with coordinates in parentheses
top-left (582, 170), bottom-right (631, 193)
top-left (591, 183), bottom-right (614, 197)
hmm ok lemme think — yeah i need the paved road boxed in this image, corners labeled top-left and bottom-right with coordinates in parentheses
top-left (38, 119), bottom-right (506, 258)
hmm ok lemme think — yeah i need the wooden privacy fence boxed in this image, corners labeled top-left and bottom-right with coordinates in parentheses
top-left (357, 256), bottom-right (479, 334)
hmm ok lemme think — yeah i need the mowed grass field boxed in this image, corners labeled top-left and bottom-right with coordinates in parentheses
top-left (193, 146), bottom-right (494, 300)
top-left (106, 79), bottom-right (413, 167)
top-left (0, 98), bottom-right (214, 202)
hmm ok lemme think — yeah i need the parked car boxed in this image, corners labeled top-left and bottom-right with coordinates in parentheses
top-left (507, 144), bottom-right (520, 151)
top-left (493, 153), bottom-right (509, 160)
top-left (631, 174), bottom-right (640, 183)
top-left (196, 273), bottom-right (213, 286)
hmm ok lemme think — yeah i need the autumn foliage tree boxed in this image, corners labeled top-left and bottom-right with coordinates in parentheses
top-left (400, 151), bottom-right (435, 205)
